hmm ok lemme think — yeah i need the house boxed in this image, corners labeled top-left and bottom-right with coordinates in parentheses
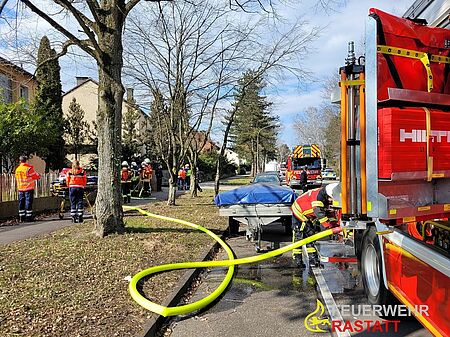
top-left (193, 131), bottom-right (219, 154)
top-left (62, 77), bottom-right (150, 166)
top-left (0, 57), bottom-right (37, 104)
top-left (223, 148), bottom-right (244, 166)
top-left (0, 57), bottom-right (45, 173)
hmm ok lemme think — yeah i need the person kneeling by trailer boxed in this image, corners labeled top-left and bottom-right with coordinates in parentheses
top-left (291, 183), bottom-right (339, 267)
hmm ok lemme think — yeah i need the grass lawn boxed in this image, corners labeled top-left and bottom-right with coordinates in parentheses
top-left (0, 191), bottom-right (227, 337)
top-left (220, 177), bottom-right (253, 186)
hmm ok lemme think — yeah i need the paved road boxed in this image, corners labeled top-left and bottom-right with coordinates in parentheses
top-left (170, 224), bottom-right (320, 337)
top-left (169, 224), bottom-right (430, 337)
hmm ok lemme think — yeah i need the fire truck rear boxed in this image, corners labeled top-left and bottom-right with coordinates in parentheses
top-left (331, 7), bottom-right (450, 337)
top-left (286, 144), bottom-right (322, 189)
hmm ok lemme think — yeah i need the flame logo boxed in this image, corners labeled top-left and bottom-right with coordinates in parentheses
top-left (304, 299), bottom-right (331, 333)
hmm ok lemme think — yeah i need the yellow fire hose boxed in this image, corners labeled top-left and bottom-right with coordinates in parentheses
top-left (124, 206), bottom-right (342, 317)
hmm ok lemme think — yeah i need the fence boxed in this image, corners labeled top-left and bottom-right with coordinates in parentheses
top-left (0, 173), bottom-right (58, 202)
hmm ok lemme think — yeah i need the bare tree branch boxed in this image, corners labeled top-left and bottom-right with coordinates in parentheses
top-left (53, 0), bottom-right (102, 56)
top-left (0, 0), bottom-right (8, 16)
top-left (20, 0), bottom-right (96, 58)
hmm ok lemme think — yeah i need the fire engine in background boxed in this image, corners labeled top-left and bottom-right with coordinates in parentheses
top-left (330, 5), bottom-right (450, 336)
top-left (286, 144), bottom-right (322, 189)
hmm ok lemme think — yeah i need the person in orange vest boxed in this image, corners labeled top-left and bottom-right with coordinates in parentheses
top-left (66, 160), bottom-right (87, 223)
top-left (121, 161), bottom-right (132, 203)
top-left (177, 167), bottom-right (186, 190)
top-left (291, 182), bottom-right (339, 265)
top-left (15, 155), bottom-right (40, 222)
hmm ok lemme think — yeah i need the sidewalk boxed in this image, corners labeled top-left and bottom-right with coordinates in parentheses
top-left (0, 189), bottom-right (172, 246)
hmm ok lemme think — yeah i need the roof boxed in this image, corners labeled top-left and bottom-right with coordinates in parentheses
top-left (62, 77), bottom-right (98, 97)
top-left (0, 56), bottom-right (36, 80)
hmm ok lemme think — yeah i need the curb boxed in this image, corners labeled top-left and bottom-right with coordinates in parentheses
top-left (137, 227), bottom-right (231, 337)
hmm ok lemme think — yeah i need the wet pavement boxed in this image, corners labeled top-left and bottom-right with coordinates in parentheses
top-left (169, 223), bottom-right (431, 337)
top-left (170, 224), bottom-right (321, 337)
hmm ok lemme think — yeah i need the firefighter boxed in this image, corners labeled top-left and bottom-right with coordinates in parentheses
top-left (66, 160), bottom-right (87, 223)
top-left (15, 155), bottom-right (40, 222)
top-left (300, 166), bottom-right (308, 192)
top-left (140, 159), bottom-right (153, 196)
top-left (177, 166), bottom-right (186, 190)
top-left (291, 182), bottom-right (339, 266)
top-left (121, 161), bottom-right (132, 203)
top-left (155, 165), bottom-right (163, 192)
top-left (184, 164), bottom-right (191, 190)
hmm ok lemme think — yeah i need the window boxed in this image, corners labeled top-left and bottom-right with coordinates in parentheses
top-left (0, 73), bottom-right (12, 103)
top-left (20, 85), bottom-right (29, 102)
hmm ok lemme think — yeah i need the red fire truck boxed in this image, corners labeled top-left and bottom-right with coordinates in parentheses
top-left (332, 7), bottom-right (450, 337)
top-left (286, 144), bottom-right (322, 189)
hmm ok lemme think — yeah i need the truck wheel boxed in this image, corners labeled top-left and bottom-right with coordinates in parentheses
top-left (228, 217), bottom-right (239, 235)
top-left (361, 227), bottom-right (394, 305)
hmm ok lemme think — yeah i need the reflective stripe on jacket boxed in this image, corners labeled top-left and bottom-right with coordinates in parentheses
top-left (15, 163), bottom-right (40, 191)
top-left (67, 168), bottom-right (87, 188)
top-left (291, 187), bottom-right (329, 225)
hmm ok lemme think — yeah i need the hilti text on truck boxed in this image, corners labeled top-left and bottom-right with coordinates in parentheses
top-left (331, 6), bottom-right (450, 337)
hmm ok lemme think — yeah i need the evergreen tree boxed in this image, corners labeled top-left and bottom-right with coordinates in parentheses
top-left (34, 36), bottom-right (65, 170)
top-left (229, 70), bottom-right (278, 175)
top-left (122, 98), bottom-right (140, 162)
top-left (65, 98), bottom-right (91, 160)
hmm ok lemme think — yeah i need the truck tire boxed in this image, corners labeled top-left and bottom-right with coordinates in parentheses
top-left (361, 226), bottom-right (395, 306)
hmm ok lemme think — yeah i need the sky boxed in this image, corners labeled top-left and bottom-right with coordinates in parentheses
top-left (267, 0), bottom-right (413, 147)
top-left (0, 0), bottom-right (414, 148)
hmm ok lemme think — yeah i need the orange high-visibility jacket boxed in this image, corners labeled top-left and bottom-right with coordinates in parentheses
top-left (121, 168), bottom-right (132, 182)
top-left (178, 169), bottom-right (186, 179)
top-left (291, 187), bottom-right (331, 227)
top-left (15, 163), bottom-right (40, 191)
top-left (141, 166), bottom-right (153, 180)
top-left (67, 168), bottom-right (87, 188)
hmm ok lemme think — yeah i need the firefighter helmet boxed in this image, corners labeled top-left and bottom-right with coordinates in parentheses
top-left (122, 161), bottom-right (129, 167)
top-left (325, 182), bottom-right (338, 199)
top-left (144, 158), bottom-right (151, 164)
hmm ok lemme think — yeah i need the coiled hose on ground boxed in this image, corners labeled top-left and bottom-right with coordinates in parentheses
top-left (124, 206), bottom-right (342, 317)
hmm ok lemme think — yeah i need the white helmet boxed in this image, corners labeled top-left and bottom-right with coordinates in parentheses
top-left (131, 162), bottom-right (137, 167)
top-left (325, 182), bottom-right (338, 198)
top-left (144, 158), bottom-right (151, 164)
top-left (122, 161), bottom-right (129, 167)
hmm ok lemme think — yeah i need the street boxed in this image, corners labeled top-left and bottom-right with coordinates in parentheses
top-left (168, 222), bottom-right (430, 337)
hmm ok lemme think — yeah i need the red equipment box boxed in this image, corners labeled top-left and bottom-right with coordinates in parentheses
top-left (370, 8), bottom-right (450, 101)
top-left (378, 107), bottom-right (450, 180)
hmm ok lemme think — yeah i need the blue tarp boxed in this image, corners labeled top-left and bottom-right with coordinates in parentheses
top-left (214, 183), bottom-right (297, 206)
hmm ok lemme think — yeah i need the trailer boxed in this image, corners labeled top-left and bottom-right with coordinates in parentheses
top-left (332, 7), bottom-right (450, 337)
top-left (214, 183), bottom-right (296, 252)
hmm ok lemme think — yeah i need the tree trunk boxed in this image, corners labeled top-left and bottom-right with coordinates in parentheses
top-left (214, 157), bottom-right (221, 196)
top-left (168, 173), bottom-right (177, 205)
top-left (189, 154), bottom-right (198, 197)
top-left (94, 23), bottom-right (125, 237)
